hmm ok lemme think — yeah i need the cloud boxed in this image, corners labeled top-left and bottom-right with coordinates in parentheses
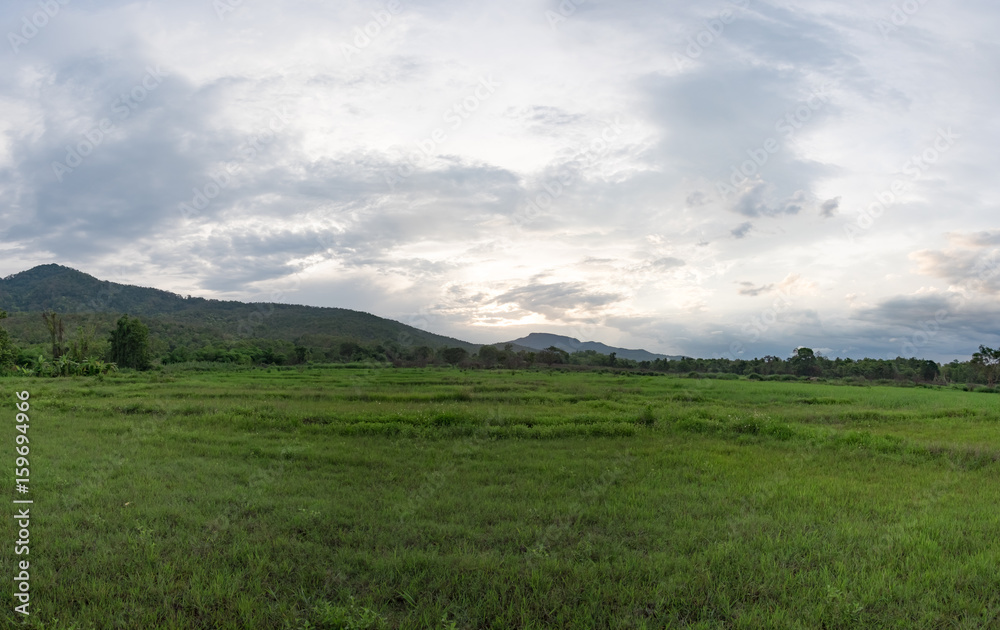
top-left (738, 281), bottom-right (774, 296)
top-left (730, 183), bottom-right (805, 218)
top-left (820, 196), bottom-right (840, 218)
top-left (910, 232), bottom-right (1000, 294)
top-left (685, 191), bottom-right (708, 207)
top-left (856, 293), bottom-right (954, 324)
top-left (738, 273), bottom-right (815, 297)
top-left (946, 230), bottom-right (1000, 248)
top-left (731, 222), bottom-right (753, 239)
top-left (850, 290), bottom-right (1000, 358)
top-left (492, 282), bottom-right (622, 320)
top-left (504, 105), bottom-right (585, 132)
top-left (650, 257), bottom-right (685, 270)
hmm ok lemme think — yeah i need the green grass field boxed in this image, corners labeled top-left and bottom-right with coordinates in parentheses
top-left (3, 366), bottom-right (1000, 629)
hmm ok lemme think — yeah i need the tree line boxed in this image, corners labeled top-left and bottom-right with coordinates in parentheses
top-left (2, 311), bottom-right (1000, 386)
top-left (422, 344), bottom-right (1000, 386)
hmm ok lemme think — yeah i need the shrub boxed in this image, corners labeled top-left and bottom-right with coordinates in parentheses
top-left (637, 405), bottom-right (656, 426)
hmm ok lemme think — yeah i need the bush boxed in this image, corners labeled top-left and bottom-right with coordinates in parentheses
top-left (637, 405), bottom-right (656, 426)
top-left (108, 314), bottom-right (151, 370)
top-left (712, 373), bottom-right (740, 380)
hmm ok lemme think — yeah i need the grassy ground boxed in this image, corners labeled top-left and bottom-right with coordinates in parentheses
top-left (3, 366), bottom-right (1000, 628)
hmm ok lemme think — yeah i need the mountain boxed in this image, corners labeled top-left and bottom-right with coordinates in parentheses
top-left (0, 264), bottom-right (478, 351)
top-left (499, 332), bottom-right (682, 362)
top-left (0, 265), bottom-right (682, 364)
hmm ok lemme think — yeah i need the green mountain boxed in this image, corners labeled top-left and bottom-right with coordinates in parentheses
top-left (0, 264), bottom-right (478, 357)
top-left (0, 265), bottom-right (678, 366)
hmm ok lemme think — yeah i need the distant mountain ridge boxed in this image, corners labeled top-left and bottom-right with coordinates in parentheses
top-left (500, 332), bottom-right (682, 362)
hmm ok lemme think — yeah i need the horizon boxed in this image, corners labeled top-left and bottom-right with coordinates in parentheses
top-left (0, 262), bottom-right (986, 365)
top-left (2, 2), bottom-right (998, 363)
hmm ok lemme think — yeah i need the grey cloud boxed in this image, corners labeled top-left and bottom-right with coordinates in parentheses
top-left (493, 282), bottom-right (622, 320)
top-left (686, 191), bottom-right (708, 207)
top-left (1, 57), bottom-right (301, 260)
top-left (949, 230), bottom-right (1000, 248)
top-left (731, 222), bottom-right (753, 239)
top-left (506, 105), bottom-right (584, 130)
top-left (820, 196), bottom-right (840, 218)
top-left (651, 257), bottom-right (685, 270)
top-left (738, 281), bottom-right (774, 296)
top-left (731, 183), bottom-right (804, 218)
top-left (856, 294), bottom-right (954, 324)
top-left (640, 62), bottom-right (837, 204)
top-left (726, 3), bottom-right (858, 72)
top-left (911, 244), bottom-right (1000, 294)
top-left (851, 293), bottom-right (1000, 358)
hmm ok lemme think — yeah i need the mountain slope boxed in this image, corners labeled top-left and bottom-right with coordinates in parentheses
top-left (500, 332), bottom-right (681, 362)
top-left (0, 264), bottom-right (478, 351)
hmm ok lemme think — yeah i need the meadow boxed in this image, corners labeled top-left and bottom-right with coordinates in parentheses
top-left (3, 366), bottom-right (1000, 629)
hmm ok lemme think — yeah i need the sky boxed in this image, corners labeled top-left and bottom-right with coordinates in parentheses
top-left (1, 0), bottom-right (998, 362)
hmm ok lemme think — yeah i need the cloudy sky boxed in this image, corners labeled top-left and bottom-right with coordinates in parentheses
top-left (2, 0), bottom-right (998, 361)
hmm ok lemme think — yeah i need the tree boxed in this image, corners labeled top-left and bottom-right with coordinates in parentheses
top-left (971, 345), bottom-right (1000, 385)
top-left (339, 341), bottom-right (362, 360)
top-left (477, 345), bottom-right (500, 367)
top-left (0, 311), bottom-right (18, 371)
top-left (68, 324), bottom-right (101, 362)
top-left (441, 347), bottom-right (468, 365)
top-left (108, 314), bottom-right (151, 370)
top-left (919, 359), bottom-right (940, 382)
top-left (537, 346), bottom-right (569, 365)
top-left (790, 347), bottom-right (817, 376)
top-left (42, 311), bottom-right (65, 359)
top-left (409, 346), bottom-right (433, 364)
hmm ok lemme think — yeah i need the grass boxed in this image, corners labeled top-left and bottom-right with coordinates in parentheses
top-left (3, 367), bottom-right (1000, 628)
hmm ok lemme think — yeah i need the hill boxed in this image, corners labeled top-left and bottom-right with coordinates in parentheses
top-left (500, 332), bottom-right (682, 362)
top-left (0, 265), bottom-right (678, 366)
top-left (0, 264), bottom-right (479, 355)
